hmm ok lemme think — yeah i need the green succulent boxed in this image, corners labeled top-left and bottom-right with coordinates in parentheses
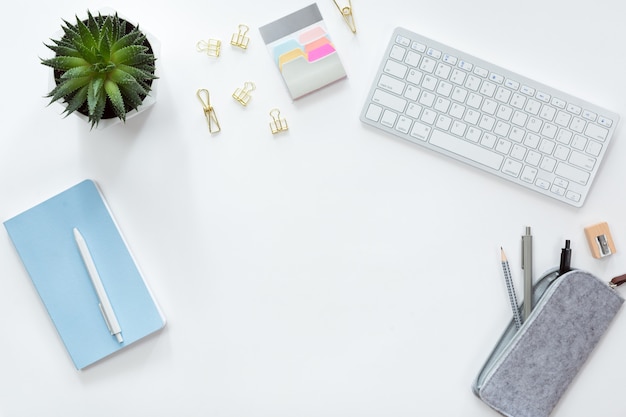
top-left (41, 11), bottom-right (157, 128)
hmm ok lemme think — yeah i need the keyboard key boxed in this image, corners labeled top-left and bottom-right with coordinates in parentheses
top-left (505, 79), bottom-right (520, 90)
top-left (429, 129), bottom-right (503, 170)
top-left (442, 54), bottom-right (458, 65)
top-left (585, 123), bottom-right (609, 141)
top-left (536, 178), bottom-right (551, 190)
top-left (379, 74), bottom-right (406, 95)
top-left (555, 111), bottom-right (571, 127)
top-left (451, 121), bottom-right (468, 137)
top-left (521, 166), bottom-right (538, 183)
top-left (434, 97), bottom-right (451, 112)
top-left (586, 141), bottom-right (602, 157)
top-left (495, 138), bottom-right (512, 154)
top-left (384, 60), bottom-right (408, 78)
top-left (520, 85), bottom-right (535, 96)
top-left (406, 103), bottom-right (422, 119)
top-left (396, 116), bottom-right (412, 134)
top-left (495, 87), bottom-right (512, 103)
top-left (407, 69), bottom-right (423, 85)
top-left (502, 159), bottom-right (523, 177)
top-left (474, 66), bottom-right (488, 77)
top-left (555, 162), bottom-right (590, 185)
top-left (420, 108), bottom-right (437, 124)
top-left (510, 93), bottom-right (527, 109)
top-left (540, 105), bottom-right (556, 121)
top-left (540, 156), bottom-right (556, 172)
top-left (450, 69), bottom-right (467, 85)
top-left (511, 144), bottom-right (527, 160)
top-left (571, 135), bottom-right (587, 151)
top-left (554, 145), bottom-right (570, 161)
top-left (365, 104), bottom-right (383, 122)
top-left (566, 190), bottom-right (581, 202)
top-left (598, 116), bottom-right (613, 128)
top-left (405, 51), bottom-right (421, 67)
top-left (435, 63), bottom-right (452, 79)
top-left (582, 110), bottom-right (597, 121)
top-left (551, 184), bottom-right (565, 196)
top-left (570, 117), bottom-right (586, 133)
top-left (489, 73), bottom-right (504, 84)
top-left (411, 41), bottom-right (426, 52)
top-left (381, 110), bottom-right (398, 128)
top-left (410, 122), bottom-right (431, 141)
top-left (465, 75), bottom-right (481, 91)
top-left (481, 132), bottom-right (497, 148)
top-left (390, 45), bottom-right (406, 61)
top-left (420, 57), bottom-right (437, 73)
top-left (436, 115), bottom-right (452, 130)
top-left (373, 89), bottom-right (407, 112)
top-left (419, 91), bottom-right (436, 107)
top-left (551, 97), bottom-right (566, 109)
top-left (567, 103), bottom-right (582, 115)
top-left (405, 85), bottom-right (420, 101)
top-left (396, 35), bottom-right (411, 47)
top-left (427, 47), bottom-right (442, 59)
top-left (570, 151), bottom-right (596, 171)
top-left (458, 60), bottom-right (473, 71)
top-left (480, 81), bottom-right (497, 97)
top-left (536, 91), bottom-right (551, 102)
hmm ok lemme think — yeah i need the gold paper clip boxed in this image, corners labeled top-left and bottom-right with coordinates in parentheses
top-left (232, 81), bottom-right (256, 106)
top-left (196, 39), bottom-right (222, 57)
top-left (230, 24), bottom-right (250, 49)
top-left (269, 109), bottom-right (288, 134)
top-left (196, 89), bottom-right (221, 133)
top-left (333, 0), bottom-right (356, 33)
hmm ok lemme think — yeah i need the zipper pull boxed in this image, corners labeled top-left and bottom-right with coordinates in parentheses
top-left (609, 274), bottom-right (626, 289)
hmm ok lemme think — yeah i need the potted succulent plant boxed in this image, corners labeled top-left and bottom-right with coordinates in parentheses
top-left (41, 11), bottom-right (158, 128)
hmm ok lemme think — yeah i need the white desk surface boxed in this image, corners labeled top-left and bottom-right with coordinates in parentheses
top-left (1, 0), bottom-right (625, 415)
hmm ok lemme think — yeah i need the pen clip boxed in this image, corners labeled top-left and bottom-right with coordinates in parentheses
top-left (99, 303), bottom-right (114, 334)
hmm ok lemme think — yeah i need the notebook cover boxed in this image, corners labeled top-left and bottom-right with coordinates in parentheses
top-left (259, 3), bottom-right (347, 99)
top-left (4, 180), bottom-right (166, 369)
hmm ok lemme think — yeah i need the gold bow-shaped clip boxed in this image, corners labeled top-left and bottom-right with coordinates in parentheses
top-left (269, 109), bottom-right (288, 134)
top-left (196, 89), bottom-right (221, 134)
top-left (196, 39), bottom-right (222, 57)
top-left (333, 0), bottom-right (356, 33)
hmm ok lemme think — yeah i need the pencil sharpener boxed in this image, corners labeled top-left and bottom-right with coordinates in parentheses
top-left (584, 222), bottom-right (616, 258)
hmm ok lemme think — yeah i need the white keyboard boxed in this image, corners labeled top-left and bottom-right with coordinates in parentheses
top-left (360, 27), bottom-right (620, 207)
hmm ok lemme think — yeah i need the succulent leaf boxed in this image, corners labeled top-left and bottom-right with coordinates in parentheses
top-left (64, 85), bottom-right (89, 115)
top-left (41, 56), bottom-right (90, 70)
top-left (48, 76), bottom-right (91, 102)
top-left (42, 11), bottom-right (157, 127)
top-left (105, 80), bottom-right (126, 120)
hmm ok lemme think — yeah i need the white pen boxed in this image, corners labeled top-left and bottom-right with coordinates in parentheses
top-left (73, 227), bottom-right (123, 343)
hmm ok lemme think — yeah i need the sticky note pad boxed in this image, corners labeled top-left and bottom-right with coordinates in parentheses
top-left (259, 3), bottom-right (347, 99)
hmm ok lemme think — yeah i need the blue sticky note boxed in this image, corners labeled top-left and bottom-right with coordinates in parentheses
top-left (4, 180), bottom-right (166, 369)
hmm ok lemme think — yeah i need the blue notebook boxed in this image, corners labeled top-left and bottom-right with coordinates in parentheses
top-left (4, 180), bottom-right (166, 369)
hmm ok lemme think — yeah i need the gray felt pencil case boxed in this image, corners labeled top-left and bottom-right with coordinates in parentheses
top-left (473, 268), bottom-right (623, 417)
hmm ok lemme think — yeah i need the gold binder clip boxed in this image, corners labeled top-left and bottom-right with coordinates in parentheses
top-left (232, 81), bottom-right (256, 106)
top-left (269, 109), bottom-right (288, 134)
top-left (196, 39), bottom-right (222, 57)
top-left (333, 0), bottom-right (356, 33)
top-left (230, 24), bottom-right (250, 49)
top-left (196, 89), bottom-right (221, 134)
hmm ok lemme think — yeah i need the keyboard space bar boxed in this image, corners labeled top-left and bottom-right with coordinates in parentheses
top-left (429, 129), bottom-right (504, 170)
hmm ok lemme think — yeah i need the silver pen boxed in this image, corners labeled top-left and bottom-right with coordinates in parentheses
top-left (522, 226), bottom-right (533, 321)
top-left (73, 228), bottom-right (123, 343)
